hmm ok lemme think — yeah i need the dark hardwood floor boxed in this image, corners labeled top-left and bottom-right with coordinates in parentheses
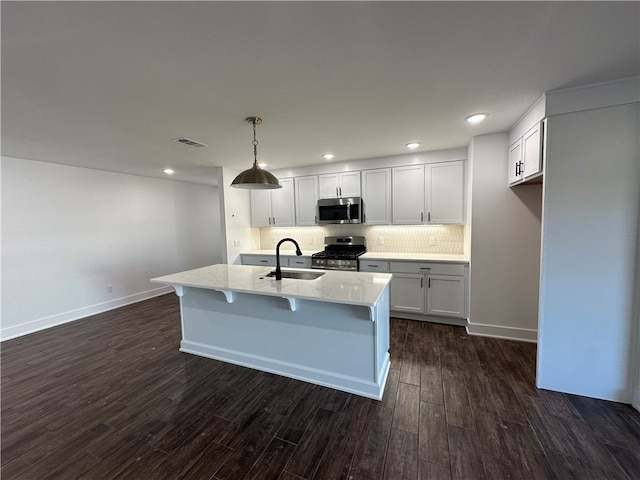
top-left (2, 294), bottom-right (639, 479)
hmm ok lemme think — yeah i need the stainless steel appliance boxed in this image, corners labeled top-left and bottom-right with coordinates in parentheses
top-left (317, 197), bottom-right (363, 224)
top-left (311, 236), bottom-right (366, 271)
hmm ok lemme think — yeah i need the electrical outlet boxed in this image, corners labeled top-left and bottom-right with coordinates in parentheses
top-left (106, 284), bottom-right (113, 293)
top-left (233, 240), bottom-right (241, 247)
top-left (378, 236), bottom-right (384, 245)
top-left (429, 236), bottom-right (436, 246)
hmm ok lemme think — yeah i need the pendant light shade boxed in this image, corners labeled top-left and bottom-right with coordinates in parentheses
top-left (231, 117), bottom-right (282, 189)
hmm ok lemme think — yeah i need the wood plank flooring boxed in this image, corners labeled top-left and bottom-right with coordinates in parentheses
top-left (2, 294), bottom-right (639, 479)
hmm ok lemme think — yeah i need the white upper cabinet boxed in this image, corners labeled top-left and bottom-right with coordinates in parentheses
top-left (294, 176), bottom-right (319, 226)
top-left (522, 122), bottom-right (543, 178)
top-left (361, 168), bottom-right (391, 225)
top-left (392, 165), bottom-right (425, 224)
top-left (319, 171), bottom-right (361, 198)
top-left (508, 138), bottom-right (523, 185)
top-left (426, 161), bottom-right (464, 224)
top-left (250, 189), bottom-right (272, 227)
top-left (508, 96), bottom-right (546, 187)
top-left (392, 161), bottom-right (464, 225)
top-left (250, 177), bottom-right (295, 227)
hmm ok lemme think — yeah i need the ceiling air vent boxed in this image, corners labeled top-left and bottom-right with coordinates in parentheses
top-left (173, 137), bottom-right (208, 148)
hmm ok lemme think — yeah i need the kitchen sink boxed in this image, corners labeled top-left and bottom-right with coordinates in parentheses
top-left (263, 271), bottom-right (325, 280)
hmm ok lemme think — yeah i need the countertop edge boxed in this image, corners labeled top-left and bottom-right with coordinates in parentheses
top-left (151, 265), bottom-right (392, 308)
top-left (241, 250), bottom-right (469, 263)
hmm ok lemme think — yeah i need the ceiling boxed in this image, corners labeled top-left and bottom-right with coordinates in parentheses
top-left (2, 2), bottom-right (639, 187)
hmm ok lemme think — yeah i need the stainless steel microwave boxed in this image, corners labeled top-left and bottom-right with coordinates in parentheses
top-left (317, 197), bottom-right (363, 224)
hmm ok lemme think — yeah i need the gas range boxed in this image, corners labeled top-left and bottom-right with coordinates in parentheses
top-left (311, 236), bottom-right (366, 271)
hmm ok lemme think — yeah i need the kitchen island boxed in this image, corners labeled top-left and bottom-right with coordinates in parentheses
top-left (151, 264), bottom-right (392, 400)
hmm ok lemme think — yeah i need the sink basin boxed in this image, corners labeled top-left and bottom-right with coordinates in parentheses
top-left (263, 270), bottom-right (325, 280)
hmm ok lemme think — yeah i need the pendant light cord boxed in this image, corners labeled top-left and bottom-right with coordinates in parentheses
top-left (252, 120), bottom-right (258, 167)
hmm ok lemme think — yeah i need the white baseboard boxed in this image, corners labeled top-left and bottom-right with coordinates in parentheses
top-left (1, 286), bottom-right (173, 341)
top-left (633, 385), bottom-right (640, 413)
top-left (180, 340), bottom-right (390, 401)
top-left (466, 322), bottom-right (538, 343)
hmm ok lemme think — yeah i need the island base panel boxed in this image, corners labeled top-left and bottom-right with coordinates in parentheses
top-left (178, 287), bottom-right (390, 400)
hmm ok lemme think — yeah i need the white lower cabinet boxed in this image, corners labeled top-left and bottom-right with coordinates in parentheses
top-left (426, 274), bottom-right (465, 317)
top-left (241, 255), bottom-right (280, 267)
top-left (389, 273), bottom-right (426, 313)
top-left (374, 260), bottom-right (467, 321)
top-left (241, 255), bottom-right (312, 268)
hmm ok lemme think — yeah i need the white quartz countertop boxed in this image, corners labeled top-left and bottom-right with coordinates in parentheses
top-left (242, 250), bottom-right (468, 263)
top-left (151, 264), bottom-right (392, 307)
top-left (360, 252), bottom-right (469, 263)
top-left (241, 250), bottom-right (318, 257)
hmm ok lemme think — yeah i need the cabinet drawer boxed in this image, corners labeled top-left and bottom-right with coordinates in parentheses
top-left (359, 260), bottom-right (390, 272)
top-left (390, 261), bottom-right (465, 276)
top-left (242, 255), bottom-right (278, 266)
top-left (287, 256), bottom-right (312, 268)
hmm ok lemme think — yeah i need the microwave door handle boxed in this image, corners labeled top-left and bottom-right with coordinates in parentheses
top-left (346, 200), bottom-right (351, 222)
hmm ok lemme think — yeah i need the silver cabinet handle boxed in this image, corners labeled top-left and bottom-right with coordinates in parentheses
top-left (428, 212), bottom-right (431, 222)
top-left (268, 217), bottom-right (271, 225)
top-left (421, 212), bottom-right (424, 222)
top-left (272, 217), bottom-right (276, 225)
top-left (421, 277), bottom-right (424, 288)
top-left (336, 187), bottom-right (339, 197)
top-left (315, 215), bottom-right (317, 224)
top-left (260, 260), bottom-right (268, 263)
top-left (339, 187), bottom-right (342, 196)
top-left (419, 267), bottom-right (431, 270)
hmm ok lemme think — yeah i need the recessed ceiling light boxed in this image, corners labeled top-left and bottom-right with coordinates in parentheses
top-left (258, 162), bottom-right (268, 168)
top-left (406, 142), bottom-right (421, 150)
top-left (163, 168), bottom-right (175, 175)
top-left (322, 153), bottom-right (335, 161)
top-left (466, 113), bottom-right (489, 124)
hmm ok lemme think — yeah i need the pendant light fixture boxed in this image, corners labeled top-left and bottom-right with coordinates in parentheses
top-left (231, 117), bottom-right (282, 189)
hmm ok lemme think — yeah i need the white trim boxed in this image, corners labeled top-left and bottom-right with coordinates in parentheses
top-left (272, 147), bottom-right (467, 179)
top-left (633, 385), bottom-right (640, 412)
top-left (180, 340), bottom-right (390, 401)
top-left (390, 311), bottom-right (467, 326)
top-left (1, 286), bottom-right (173, 341)
top-left (466, 322), bottom-right (538, 343)
top-left (546, 77), bottom-right (639, 117)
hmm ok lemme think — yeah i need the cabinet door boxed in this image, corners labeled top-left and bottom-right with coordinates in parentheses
top-left (339, 171), bottom-right (361, 197)
top-left (522, 123), bottom-right (542, 178)
top-left (426, 275), bottom-right (465, 318)
top-left (270, 178), bottom-right (295, 227)
top-left (242, 255), bottom-right (277, 266)
top-left (288, 256), bottom-right (312, 268)
top-left (361, 169), bottom-right (391, 224)
top-left (295, 176), bottom-right (319, 226)
top-left (250, 189), bottom-right (273, 227)
top-left (392, 165), bottom-right (425, 224)
top-left (426, 161), bottom-right (464, 224)
top-left (390, 274), bottom-right (426, 313)
top-left (508, 139), bottom-right (523, 185)
top-left (318, 174), bottom-right (340, 198)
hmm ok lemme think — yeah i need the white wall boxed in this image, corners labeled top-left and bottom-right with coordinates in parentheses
top-left (1, 156), bottom-right (222, 340)
top-left (467, 134), bottom-right (542, 342)
top-left (537, 102), bottom-right (639, 402)
top-left (219, 167), bottom-right (260, 264)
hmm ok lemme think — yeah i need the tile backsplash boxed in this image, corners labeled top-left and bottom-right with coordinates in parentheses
top-left (259, 225), bottom-right (464, 254)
